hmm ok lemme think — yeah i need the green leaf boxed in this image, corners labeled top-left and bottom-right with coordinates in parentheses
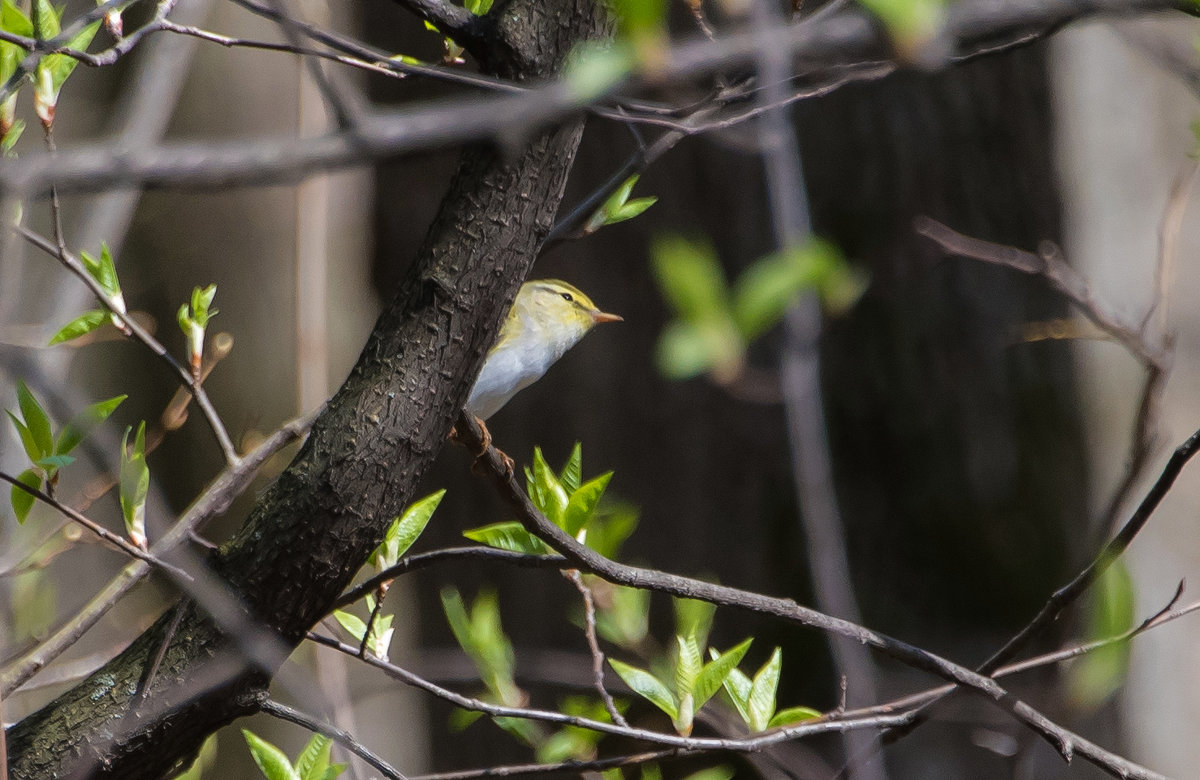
top-left (609, 658), bottom-right (677, 719)
top-left (441, 587), bottom-right (472, 651)
top-left (613, 0), bottom-right (667, 37)
top-left (559, 442), bottom-right (582, 494)
top-left (462, 520), bottom-right (548, 554)
top-left (119, 422), bottom-right (149, 548)
top-left (442, 587), bottom-right (521, 705)
top-left (30, 0), bottom-right (57, 39)
top-left (655, 317), bottom-right (742, 383)
top-left (190, 284), bottom-right (218, 326)
top-left (10, 467), bottom-right (40, 524)
top-left (719, 663), bottom-right (753, 724)
top-left (242, 730), bottom-right (300, 780)
top-left (332, 609), bottom-right (367, 642)
top-left (612, 197), bottom-right (657, 223)
top-left (857, 0), bottom-right (946, 55)
top-left (16, 379), bottom-right (53, 459)
top-left (36, 454), bottom-right (73, 470)
top-left (563, 471), bottom-right (611, 537)
top-left (7, 411), bottom-right (39, 464)
top-left (81, 244), bottom-right (120, 297)
top-left (49, 308), bottom-right (108, 345)
top-left (56, 393), bottom-right (126, 454)
top-left (674, 597), bottom-right (715, 648)
top-left (731, 243), bottom-right (831, 340)
top-left (651, 236), bottom-right (730, 323)
top-left (564, 41), bottom-right (632, 102)
top-left (674, 634), bottom-right (702, 701)
top-left (768, 706), bottom-right (821, 729)
top-left (448, 706), bottom-right (485, 732)
top-left (584, 502), bottom-right (639, 559)
top-left (1, 0), bottom-right (32, 37)
top-left (493, 715), bottom-right (541, 746)
top-left (695, 638), bottom-right (752, 713)
top-left (531, 446), bottom-right (568, 525)
top-left (1067, 561), bottom-right (1136, 711)
top-left (1, 117), bottom-right (24, 154)
top-left (295, 733), bottom-right (332, 780)
top-left (371, 488), bottom-right (444, 569)
top-left (43, 20), bottom-right (98, 87)
top-left (584, 175), bottom-right (657, 233)
top-left (746, 646), bottom-right (780, 732)
top-left (594, 582), bottom-right (649, 648)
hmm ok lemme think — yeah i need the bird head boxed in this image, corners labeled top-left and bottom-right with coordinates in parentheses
top-left (513, 279), bottom-right (622, 345)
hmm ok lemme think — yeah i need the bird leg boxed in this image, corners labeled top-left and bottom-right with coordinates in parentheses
top-left (450, 414), bottom-right (515, 480)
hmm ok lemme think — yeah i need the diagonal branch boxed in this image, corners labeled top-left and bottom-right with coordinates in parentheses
top-left (453, 414), bottom-right (1168, 780)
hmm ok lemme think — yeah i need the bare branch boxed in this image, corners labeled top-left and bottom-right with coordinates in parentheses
top-left (334, 547), bottom-right (566, 611)
top-left (566, 570), bottom-right (628, 728)
top-left (258, 696), bottom-right (408, 780)
top-left (916, 216), bottom-right (1167, 367)
top-left (309, 632), bottom-right (921, 750)
top-left (408, 749), bottom-right (698, 779)
top-left (0, 471), bottom-right (193, 580)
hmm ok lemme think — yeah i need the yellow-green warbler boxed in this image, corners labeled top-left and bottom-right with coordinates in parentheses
top-left (466, 279), bottom-right (621, 420)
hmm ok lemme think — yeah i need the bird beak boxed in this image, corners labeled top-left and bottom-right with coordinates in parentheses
top-left (591, 310), bottom-right (623, 324)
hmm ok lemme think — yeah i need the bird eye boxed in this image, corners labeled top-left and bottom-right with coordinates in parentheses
top-left (560, 292), bottom-right (574, 302)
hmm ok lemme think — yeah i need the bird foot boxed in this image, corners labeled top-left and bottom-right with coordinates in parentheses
top-left (451, 416), bottom-right (515, 480)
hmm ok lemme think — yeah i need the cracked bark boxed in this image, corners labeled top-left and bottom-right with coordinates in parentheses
top-left (4, 1), bottom-right (610, 777)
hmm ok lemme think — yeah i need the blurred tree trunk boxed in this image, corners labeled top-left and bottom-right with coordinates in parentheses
top-left (803, 45), bottom-right (1092, 777)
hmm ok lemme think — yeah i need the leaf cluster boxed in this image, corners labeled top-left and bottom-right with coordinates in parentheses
top-left (6, 379), bottom-right (124, 522)
top-left (652, 236), bottom-right (866, 382)
top-left (50, 243), bottom-right (128, 344)
top-left (464, 443), bottom-right (622, 555)
top-left (242, 730), bottom-right (345, 780)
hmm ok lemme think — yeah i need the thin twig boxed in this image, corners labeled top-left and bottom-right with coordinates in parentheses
top-left (260, 0), bottom-right (361, 130)
top-left (0, 471), bottom-right (193, 581)
top-left (132, 601), bottom-right (187, 710)
top-left (409, 748), bottom-right (697, 780)
top-left (915, 217), bottom-right (1167, 367)
top-left (258, 697), bottom-right (408, 780)
top-left (566, 570), bottom-right (628, 727)
top-left (308, 632), bottom-right (920, 750)
top-left (359, 588), bottom-right (388, 659)
top-left (334, 547), bottom-right (565, 611)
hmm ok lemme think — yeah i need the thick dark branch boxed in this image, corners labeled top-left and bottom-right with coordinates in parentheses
top-left (258, 697), bottom-right (406, 780)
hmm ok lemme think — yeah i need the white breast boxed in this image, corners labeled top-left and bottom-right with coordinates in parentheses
top-left (464, 314), bottom-right (584, 420)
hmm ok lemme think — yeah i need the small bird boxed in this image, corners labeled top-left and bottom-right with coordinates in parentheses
top-left (466, 279), bottom-right (622, 421)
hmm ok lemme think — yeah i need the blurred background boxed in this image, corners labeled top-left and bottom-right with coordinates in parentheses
top-left (1, 1), bottom-right (1198, 778)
